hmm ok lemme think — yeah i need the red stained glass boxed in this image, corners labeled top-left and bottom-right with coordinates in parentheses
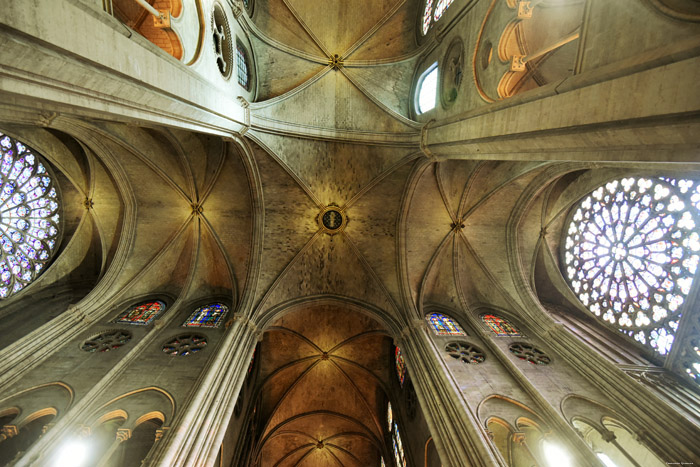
top-left (482, 314), bottom-right (523, 337)
top-left (115, 301), bottom-right (165, 325)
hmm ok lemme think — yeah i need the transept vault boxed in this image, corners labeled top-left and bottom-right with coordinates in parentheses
top-left (0, 0), bottom-right (699, 466)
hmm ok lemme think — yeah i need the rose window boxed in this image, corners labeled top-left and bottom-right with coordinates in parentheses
top-left (445, 342), bottom-right (486, 364)
top-left (563, 178), bottom-right (700, 355)
top-left (81, 330), bottom-right (132, 353)
top-left (0, 133), bottom-right (61, 299)
top-left (162, 333), bottom-right (208, 356)
top-left (508, 343), bottom-right (550, 365)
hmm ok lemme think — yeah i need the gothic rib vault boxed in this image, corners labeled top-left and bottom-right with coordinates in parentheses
top-left (0, 0), bottom-right (699, 466)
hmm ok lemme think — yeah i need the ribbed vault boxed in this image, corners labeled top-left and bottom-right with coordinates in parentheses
top-left (255, 305), bottom-right (391, 466)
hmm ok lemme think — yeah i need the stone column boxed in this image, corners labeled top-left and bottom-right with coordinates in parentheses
top-left (145, 316), bottom-right (259, 466)
top-left (397, 319), bottom-right (502, 467)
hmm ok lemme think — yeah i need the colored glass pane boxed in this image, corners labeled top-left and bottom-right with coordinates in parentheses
top-left (387, 402), bottom-right (393, 431)
top-left (380, 457), bottom-right (386, 467)
top-left (183, 302), bottom-right (229, 328)
top-left (393, 422), bottom-right (407, 467)
top-left (417, 64), bottom-right (438, 114)
top-left (395, 346), bottom-right (406, 387)
top-left (427, 312), bottom-right (466, 335)
top-left (236, 44), bottom-right (249, 89)
top-left (564, 177), bottom-right (700, 355)
top-left (115, 300), bottom-right (165, 325)
top-left (421, 0), bottom-right (434, 35)
top-left (433, 0), bottom-right (454, 21)
top-left (0, 133), bottom-right (61, 299)
top-left (482, 314), bottom-right (523, 337)
top-left (248, 347), bottom-right (256, 374)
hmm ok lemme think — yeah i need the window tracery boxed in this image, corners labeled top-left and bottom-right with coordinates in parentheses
top-left (433, 0), bottom-right (455, 21)
top-left (427, 312), bottom-right (466, 336)
top-left (420, 0), bottom-right (455, 35)
top-left (162, 333), bottom-right (207, 356)
top-left (445, 342), bottom-right (485, 364)
top-left (183, 302), bottom-right (229, 328)
top-left (563, 177), bottom-right (700, 356)
top-left (115, 300), bottom-right (166, 325)
top-left (482, 314), bottom-right (523, 336)
top-left (387, 402), bottom-right (407, 467)
top-left (421, 0), bottom-right (434, 35)
top-left (81, 330), bottom-right (132, 353)
top-left (395, 346), bottom-right (406, 387)
top-left (0, 133), bottom-right (61, 299)
top-left (236, 42), bottom-right (250, 90)
top-left (509, 343), bottom-right (550, 365)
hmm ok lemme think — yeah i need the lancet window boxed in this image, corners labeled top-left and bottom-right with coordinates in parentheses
top-left (236, 42), bottom-right (250, 90)
top-left (115, 300), bottom-right (166, 325)
top-left (427, 312), bottom-right (466, 336)
top-left (395, 346), bottom-right (406, 387)
top-left (183, 302), bottom-right (229, 328)
top-left (387, 402), bottom-right (406, 467)
top-left (482, 314), bottom-right (523, 336)
top-left (421, 0), bottom-right (455, 35)
top-left (416, 63), bottom-right (438, 114)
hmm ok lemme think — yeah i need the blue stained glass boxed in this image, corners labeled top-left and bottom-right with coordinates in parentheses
top-left (0, 133), bottom-right (61, 299)
top-left (427, 312), bottom-right (466, 336)
top-left (183, 302), bottom-right (229, 328)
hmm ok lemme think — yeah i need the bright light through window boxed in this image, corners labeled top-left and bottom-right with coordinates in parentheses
top-left (597, 452), bottom-right (618, 467)
top-left (543, 441), bottom-right (571, 467)
top-left (53, 440), bottom-right (89, 467)
top-left (417, 64), bottom-right (438, 114)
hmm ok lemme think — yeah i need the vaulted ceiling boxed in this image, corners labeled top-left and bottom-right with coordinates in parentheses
top-left (255, 305), bottom-right (392, 466)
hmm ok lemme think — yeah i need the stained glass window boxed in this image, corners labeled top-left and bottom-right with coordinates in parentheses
top-left (183, 302), bottom-right (229, 328)
top-left (387, 401), bottom-right (393, 431)
top-left (563, 177), bottom-right (700, 355)
top-left (395, 346), bottom-right (406, 387)
top-left (683, 338), bottom-right (700, 385)
top-left (236, 43), bottom-right (249, 90)
top-left (162, 333), bottom-right (207, 356)
top-left (115, 300), bottom-right (165, 325)
top-left (417, 63), bottom-right (438, 114)
top-left (482, 314), bottom-right (523, 337)
top-left (427, 312), bottom-right (466, 335)
top-left (380, 457), bottom-right (386, 467)
top-left (433, 0), bottom-right (454, 21)
top-left (0, 133), bottom-right (61, 299)
top-left (421, 0), bottom-right (434, 35)
top-left (393, 422), bottom-right (407, 467)
top-left (248, 347), bottom-right (256, 374)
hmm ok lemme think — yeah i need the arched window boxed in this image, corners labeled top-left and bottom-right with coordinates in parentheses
top-left (426, 312), bottom-right (466, 336)
top-left (183, 302), bottom-right (229, 328)
top-left (236, 41), bottom-right (250, 90)
top-left (420, 0), bottom-right (455, 35)
top-left (395, 346), bottom-right (406, 387)
top-left (563, 177), bottom-right (700, 356)
top-left (0, 133), bottom-right (62, 299)
top-left (433, 0), bottom-right (455, 21)
top-left (421, 0), bottom-right (434, 35)
top-left (387, 402), bottom-right (406, 467)
top-left (416, 63), bottom-right (438, 114)
top-left (482, 314), bottom-right (523, 336)
top-left (115, 300), bottom-right (166, 325)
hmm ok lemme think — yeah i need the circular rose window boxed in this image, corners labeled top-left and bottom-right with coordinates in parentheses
top-left (0, 133), bottom-right (62, 299)
top-left (563, 177), bottom-right (699, 355)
